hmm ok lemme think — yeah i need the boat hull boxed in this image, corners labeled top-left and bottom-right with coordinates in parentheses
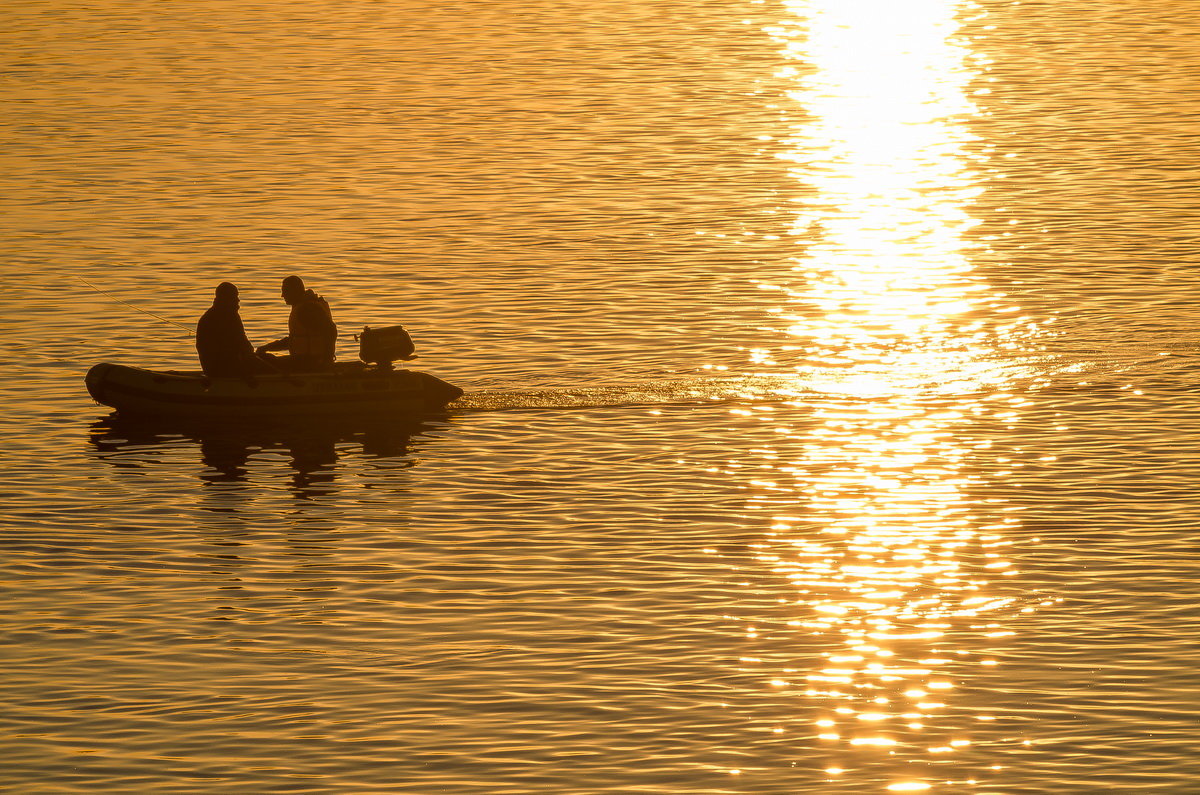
top-left (86, 363), bottom-right (463, 421)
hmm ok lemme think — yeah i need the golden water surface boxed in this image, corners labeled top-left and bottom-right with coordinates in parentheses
top-left (2, 0), bottom-right (1198, 792)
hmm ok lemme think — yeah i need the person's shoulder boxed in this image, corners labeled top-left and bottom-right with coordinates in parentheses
top-left (199, 304), bottom-right (240, 326)
top-left (300, 291), bottom-right (334, 318)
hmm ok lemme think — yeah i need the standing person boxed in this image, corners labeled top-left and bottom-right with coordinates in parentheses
top-left (256, 275), bottom-right (338, 372)
top-left (195, 282), bottom-right (265, 377)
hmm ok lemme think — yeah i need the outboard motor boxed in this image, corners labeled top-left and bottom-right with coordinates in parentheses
top-left (357, 325), bottom-right (417, 370)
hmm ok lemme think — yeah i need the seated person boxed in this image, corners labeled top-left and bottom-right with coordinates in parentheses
top-left (195, 282), bottom-right (268, 378)
top-left (256, 275), bottom-right (338, 372)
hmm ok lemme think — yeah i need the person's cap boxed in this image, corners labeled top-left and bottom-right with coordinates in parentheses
top-left (215, 281), bottom-right (239, 299)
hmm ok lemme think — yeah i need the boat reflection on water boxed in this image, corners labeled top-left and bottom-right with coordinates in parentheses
top-left (88, 413), bottom-right (430, 502)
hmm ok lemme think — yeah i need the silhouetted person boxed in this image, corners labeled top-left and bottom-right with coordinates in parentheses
top-left (196, 282), bottom-right (265, 378)
top-left (256, 275), bottom-right (337, 372)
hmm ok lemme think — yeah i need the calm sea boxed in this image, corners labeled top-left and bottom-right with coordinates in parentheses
top-left (2, 0), bottom-right (1198, 792)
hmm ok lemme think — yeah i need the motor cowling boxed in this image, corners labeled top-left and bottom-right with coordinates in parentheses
top-left (357, 325), bottom-right (416, 368)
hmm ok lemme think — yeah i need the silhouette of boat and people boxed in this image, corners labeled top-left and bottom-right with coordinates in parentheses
top-left (197, 275), bottom-right (338, 378)
top-left (86, 276), bottom-right (463, 421)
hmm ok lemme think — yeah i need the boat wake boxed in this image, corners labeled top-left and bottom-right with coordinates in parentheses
top-left (448, 375), bottom-right (804, 413)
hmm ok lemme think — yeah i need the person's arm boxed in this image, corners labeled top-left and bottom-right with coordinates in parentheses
top-left (232, 316), bottom-right (256, 358)
top-left (256, 336), bottom-right (290, 354)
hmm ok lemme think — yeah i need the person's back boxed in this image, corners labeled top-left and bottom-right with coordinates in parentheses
top-left (196, 282), bottom-right (258, 377)
top-left (257, 275), bottom-right (337, 371)
top-left (288, 287), bottom-right (337, 368)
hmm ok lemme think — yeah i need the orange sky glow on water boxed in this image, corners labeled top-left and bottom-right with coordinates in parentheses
top-left (2, 0), bottom-right (1200, 792)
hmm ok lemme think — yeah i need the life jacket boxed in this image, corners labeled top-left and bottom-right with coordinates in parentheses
top-left (288, 290), bottom-right (337, 364)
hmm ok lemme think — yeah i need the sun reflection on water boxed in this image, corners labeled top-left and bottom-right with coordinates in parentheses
top-left (736, 0), bottom-right (1049, 789)
top-left (754, 0), bottom-right (1049, 398)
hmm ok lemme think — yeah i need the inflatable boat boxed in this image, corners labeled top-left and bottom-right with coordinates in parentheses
top-left (86, 362), bottom-right (463, 421)
top-left (87, 325), bottom-right (463, 421)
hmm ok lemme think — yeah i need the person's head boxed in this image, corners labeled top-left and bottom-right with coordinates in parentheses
top-left (214, 281), bottom-right (239, 308)
top-left (281, 275), bottom-right (306, 305)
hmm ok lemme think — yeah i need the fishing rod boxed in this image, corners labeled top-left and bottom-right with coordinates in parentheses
top-left (77, 275), bottom-right (194, 337)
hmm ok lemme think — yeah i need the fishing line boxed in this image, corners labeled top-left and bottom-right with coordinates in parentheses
top-left (77, 275), bottom-right (195, 336)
